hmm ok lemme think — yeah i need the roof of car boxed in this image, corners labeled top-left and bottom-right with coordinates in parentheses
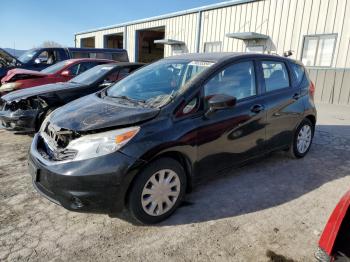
top-left (64, 58), bottom-right (116, 63)
top-left (117, 62), bottom-right (145, 66)
top-left (89, 62), bottom-right (145, 68)
top-left (165, 52), bottom-right (299, 64)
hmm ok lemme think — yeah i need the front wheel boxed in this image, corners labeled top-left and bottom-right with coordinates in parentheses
top-left (35, 107), bottom-right (56, 132)
top-left (127, 158), bottom-right (187, 224)
top-left (289, 118), bottom-right (314, 158)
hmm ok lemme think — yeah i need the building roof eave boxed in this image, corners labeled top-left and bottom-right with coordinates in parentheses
top-left (75, 0), bottom-right (257, 36)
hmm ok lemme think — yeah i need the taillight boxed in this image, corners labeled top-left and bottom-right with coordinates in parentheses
top-left (309, 81), bottom-right (315, 99)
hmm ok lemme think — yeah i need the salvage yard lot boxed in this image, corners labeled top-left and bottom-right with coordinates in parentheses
top-left (1, 103), bottom-right (350, 262)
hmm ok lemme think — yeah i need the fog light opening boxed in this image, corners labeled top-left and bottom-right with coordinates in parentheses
top-left (71, 197), bottom-right (84, 209)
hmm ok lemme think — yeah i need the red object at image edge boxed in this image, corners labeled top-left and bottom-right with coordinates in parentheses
top-left (319, 190), bottom-right (350, 255)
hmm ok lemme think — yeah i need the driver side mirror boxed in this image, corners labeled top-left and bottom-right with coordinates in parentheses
top-left (205, 94), bottom-right (237, 118)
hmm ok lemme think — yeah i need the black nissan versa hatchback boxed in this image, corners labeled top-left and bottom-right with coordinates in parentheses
top-left (28, 53), bottom-right (317, 224)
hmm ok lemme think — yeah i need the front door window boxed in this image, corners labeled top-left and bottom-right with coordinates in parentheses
top-left (204, 61), bottom-right (256, 101)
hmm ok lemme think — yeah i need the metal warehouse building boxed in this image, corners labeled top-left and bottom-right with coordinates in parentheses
top-left (75, 0), bottom-right (350, 105)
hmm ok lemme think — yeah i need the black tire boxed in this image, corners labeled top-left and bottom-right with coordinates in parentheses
top-left (289, 118), bottom-right (314, 159)
top-left (127, 158), bottom-right (187, 224)
top-left (335, 253), bottom-right (350, 262)
top-left (35, 107), bottom-right (56, 132)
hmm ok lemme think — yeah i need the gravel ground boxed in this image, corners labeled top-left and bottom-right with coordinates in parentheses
top-left (0, 103), bottom-right (350, 262)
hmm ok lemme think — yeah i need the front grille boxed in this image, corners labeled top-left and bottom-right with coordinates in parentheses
top-left (44, 123), bottom-right (77, 148)
top-left (37, 122), bottom-right (79, 161)
top-left (37, 135), bottom-right (77, 161)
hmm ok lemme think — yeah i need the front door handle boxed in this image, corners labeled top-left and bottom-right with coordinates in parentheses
top-left (250, 104), bottom-right (265, 114)
top-left (293, 93), bottom-right (301, 100)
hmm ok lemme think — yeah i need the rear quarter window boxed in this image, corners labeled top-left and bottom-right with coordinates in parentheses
top-left (112, 52), bottom-right (129, 62)
top-left (96, 53), bottom-right (112, 60)
top-left (290, 63), bottom-right (306, 86)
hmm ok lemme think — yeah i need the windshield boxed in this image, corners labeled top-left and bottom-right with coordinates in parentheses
top-left (106, 59), bottom-right (214, 107)
top-left (41, 60), bottom-right (70, 74)
top-left (69, 64), bottom-right (115, 85)
top-left (18, 49), bottom-right (37, 63)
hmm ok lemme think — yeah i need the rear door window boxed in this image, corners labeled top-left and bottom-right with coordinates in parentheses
top-left (112, 52), bottom-right (128, 62)
top-left (96, 52), bottom-right (113, 60)
top-left (67, 64), bottom-right (80, 76)
top-left (117, 68), bottom-right (131, 80)
top-left (261, 61), bottom-right (290, 92)
top-left (89, 53), bottom-right (97, 59)
top-left (78, 62), bottom-right (98, 74)
top-left (67, 62), bottom-right (97, 76)
top-left (37, 51), bottom-right (49, 63)
top-left (71, 52), bottom-right (89, 58)
top-left (104, 70), bottom-right (120, 82)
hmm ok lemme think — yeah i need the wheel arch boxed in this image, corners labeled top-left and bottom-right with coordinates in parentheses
top-left (151, 151), bottom-right (194, 193)
top-left (305, 114), bottom-right (316, 128)
top-left (124, 150), bottom-right (194, 208)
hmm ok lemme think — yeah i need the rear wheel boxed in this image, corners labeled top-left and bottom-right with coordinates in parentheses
top-left (127, 158), bottom-right (187, 224)
top-left (289, 118), bottom-right (314, 158)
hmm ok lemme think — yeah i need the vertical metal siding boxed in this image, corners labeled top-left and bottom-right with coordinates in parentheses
top-left (75, 0), bottom-right (350, 105)
top-left (333, 0), bottom-right (348, 67)
top-left (123, 12), bottom-right (198, 61)
top-left (76, 0), bottom-right (350, 64)
top-left (307, 68), bottom-right (350, 105)
top-left (76, 27), bottom-right (124, 48)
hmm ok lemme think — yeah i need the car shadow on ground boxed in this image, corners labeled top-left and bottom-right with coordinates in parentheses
top-left (159, 125), bottom-right (350, 226)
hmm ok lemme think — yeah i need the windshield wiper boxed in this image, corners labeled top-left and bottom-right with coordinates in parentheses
top-left (108, 95), bottom-right (146, 104)
top-left (146, 91), bottom-right (176, 108)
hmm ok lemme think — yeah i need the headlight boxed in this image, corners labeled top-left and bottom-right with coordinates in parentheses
top-left (0, 82), bottom-right (21, 92)
top-left (66, 126), bottom-right (140, 161)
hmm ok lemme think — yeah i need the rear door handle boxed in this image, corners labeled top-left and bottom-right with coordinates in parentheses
top-left (250, 104), bottom-right (265, 114)
top-left (293, 93), bottom-right (301, 100)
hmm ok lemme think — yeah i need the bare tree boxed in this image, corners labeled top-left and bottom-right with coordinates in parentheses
top-left (40, 41), bottom-right (62, 48)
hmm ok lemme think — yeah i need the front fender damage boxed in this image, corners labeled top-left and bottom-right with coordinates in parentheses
top-left (0, 96), bottom-right (48, 133)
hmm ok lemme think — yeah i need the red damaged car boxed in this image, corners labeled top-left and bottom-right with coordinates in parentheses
top-left (0, 58), bottom-right (114, 93)
top-left (316, 190), bottom-right (350, 261)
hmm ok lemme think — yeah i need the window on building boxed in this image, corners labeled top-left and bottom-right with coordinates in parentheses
top-left (80, 37), bottom-right (95, 48)
top-left (204, 42), bottom-right (222, 53)
top-left (261, 61), bottom-right (290, 92)
top-left (301, 34), bottom-right (337, 67)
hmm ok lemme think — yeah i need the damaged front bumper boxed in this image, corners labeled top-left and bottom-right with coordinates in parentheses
top-left (28, 133), bottom-right (145, 213)
top-left (0, 108), bottom-right (40, 133)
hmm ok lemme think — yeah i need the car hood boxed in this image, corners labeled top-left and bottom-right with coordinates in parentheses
top-left (49, 94), bottom-right (160, 132)
top-left (0, 48), bottom-right (21, 66)
top-left (1, 68), bottom-right (48, 83)
top-left (2, 81), bottom-right (82, 102)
